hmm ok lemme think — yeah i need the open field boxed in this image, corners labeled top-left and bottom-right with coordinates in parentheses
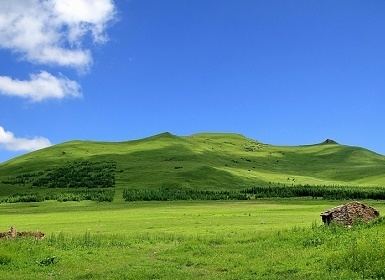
top-left (0, 199), bottom-right (347, 235)
top-left (1, 199), bottom-right (385, 279)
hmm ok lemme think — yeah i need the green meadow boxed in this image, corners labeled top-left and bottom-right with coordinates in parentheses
top-left (1, 199), bottom-right (341, 235)
top-left (1, 133), bottom-right (385, 279)
top-left (1, 199), bottom-right (385, 279)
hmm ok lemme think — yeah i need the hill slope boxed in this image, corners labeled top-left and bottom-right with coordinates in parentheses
top-left (0, 132), bottom-right (385, 198)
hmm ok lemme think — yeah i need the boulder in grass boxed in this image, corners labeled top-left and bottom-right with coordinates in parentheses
top-left (321, 201), bottom-right (380, 226)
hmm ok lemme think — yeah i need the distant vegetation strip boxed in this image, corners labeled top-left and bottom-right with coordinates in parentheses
top-left (3, 185), bottom-right (385, 204)
top-left (123, 188), bottom-right (247, 201)
top-left (243, 185), bottom-right (385, 200)
top-left (123, 185), bottom-right (385, 201)
top-left (0, 189), bottom-right (114, 203)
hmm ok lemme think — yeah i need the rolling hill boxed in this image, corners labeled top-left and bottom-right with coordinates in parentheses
top-left (0, 132), bottom-right (385, 199)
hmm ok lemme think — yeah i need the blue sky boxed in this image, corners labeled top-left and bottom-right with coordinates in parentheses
top-left (1, 0), bottom-right (385, 162)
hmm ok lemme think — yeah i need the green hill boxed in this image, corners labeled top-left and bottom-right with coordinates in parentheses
top-left (1, 132), bottom-right (385, 199)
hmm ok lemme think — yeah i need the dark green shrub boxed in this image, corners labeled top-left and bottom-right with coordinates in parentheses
top-left (0, 255), bottom-right (12, 265)
top-left (37, 256), bottom-right (58, 266)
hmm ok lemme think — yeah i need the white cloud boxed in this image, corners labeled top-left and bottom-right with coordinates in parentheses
top-left (0, 71), bottom-right (81, 102)
top-left (0, 0), bottom-right (116, 68)
top-left (0, 126), bottom-right (52, 152)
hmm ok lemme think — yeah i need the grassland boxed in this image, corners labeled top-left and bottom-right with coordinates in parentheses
top-left (1, 133), bottom-right (385, 279)
top-left (1, 199), bottom-right (385, 279)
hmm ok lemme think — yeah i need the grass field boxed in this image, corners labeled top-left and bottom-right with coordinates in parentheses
top-left (0, 199), bottom-right (341, 235)
top-left (1, 199), bottom-right (385, 279)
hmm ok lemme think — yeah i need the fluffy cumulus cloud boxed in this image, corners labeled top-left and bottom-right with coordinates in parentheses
top-left (0, 0), bottom-right (116, 68)
top-left (0, 71), bottom-right (81, 102)
top-left (0, 126), bottom-right (52, 152)
top-left (0, 0), bottom-right (116, 102)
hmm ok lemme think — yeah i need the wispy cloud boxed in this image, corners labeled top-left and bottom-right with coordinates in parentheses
top-left (0, 71), bottom-right (81, 102)
top-left (0, 126), bottom-right (52, 152)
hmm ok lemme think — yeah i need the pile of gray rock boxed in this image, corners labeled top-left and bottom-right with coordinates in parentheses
top-left (321, 201), bottom-right (380, 226)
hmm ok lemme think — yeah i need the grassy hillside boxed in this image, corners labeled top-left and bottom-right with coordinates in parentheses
top-left (0, 132), bottom-right (385, 199)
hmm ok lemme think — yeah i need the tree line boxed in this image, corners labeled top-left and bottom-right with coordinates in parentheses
top-left (123, 184), bottom-right (385, 201)
top-left (0, 189), bottom-right (114, 203)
